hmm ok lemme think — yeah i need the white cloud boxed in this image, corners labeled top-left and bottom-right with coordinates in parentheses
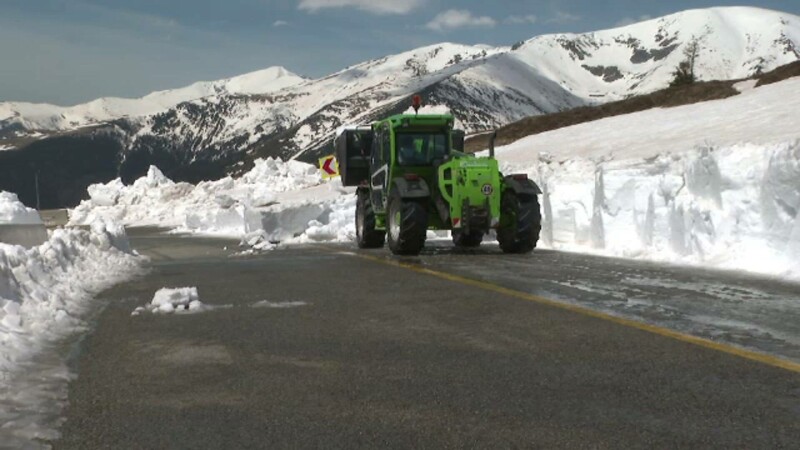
top-left (426, 9), bottom-right (497, 33)
top-left (505, 15), bottom-right (538, 25)
top-left (614, 15), bottom-right (653, 27)
top-left (298, 0), bottom-right (423, 15)
top-left (273, 20), bottom-right (289, 27)
top-left (546, 11), bottom-right (582, 24)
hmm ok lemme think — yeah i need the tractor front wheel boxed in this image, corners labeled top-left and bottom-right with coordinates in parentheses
top-left (497, 190), bottom-right (541, 254)
top-left (356, 189), bottom-right (385, 248)
top-left (387, 194), bottom-right (428, 255)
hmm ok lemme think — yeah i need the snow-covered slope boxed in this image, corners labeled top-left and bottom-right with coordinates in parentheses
top-left (513, 6), bottom-right (800, 101)
top-left (0, 66), bottom-right (304, 133)
top-left (127, 42), bottom-right (563, 162)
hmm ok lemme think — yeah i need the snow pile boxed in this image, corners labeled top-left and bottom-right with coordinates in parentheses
top-left (496, 77), bottom-right (800, 281)
top-left (282, 193), bottom-right (356, 244)
top-left (132, 287), bottom-right (227, 315)
top-left (0, 220), bottom-right (142, 445)
top-left (0, 192), bottom-right (42, 225)
top-left (237, 184), bottom-right (355, 250)
top-left (238, 157), bottom-right (322, 194)
top-left (69, 157), bottom-right (339, 239)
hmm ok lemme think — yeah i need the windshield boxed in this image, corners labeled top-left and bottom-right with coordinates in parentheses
top-left (396, 133), bottom-right (448, 166)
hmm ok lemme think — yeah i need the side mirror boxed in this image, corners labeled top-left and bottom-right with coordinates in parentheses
top-left (489, 131), bottom-right (497, 158)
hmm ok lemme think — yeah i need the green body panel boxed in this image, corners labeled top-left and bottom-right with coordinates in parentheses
top-left (437, 155), bottom-right (502, 229)
top-left (369, 113), bottom-right (504, 233)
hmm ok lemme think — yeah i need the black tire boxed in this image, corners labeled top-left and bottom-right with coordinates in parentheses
top-left (452, 229), bottom-right (483, 247)
top-left (497, 190), bottom-right (541, 254)
top-left (356, 189), bottom-right (385, 249)
top-left (387, 194), bottom-right (428, 255)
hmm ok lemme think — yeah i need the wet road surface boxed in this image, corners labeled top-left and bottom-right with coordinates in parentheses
top-left (53, 230), bottom-right (800, 448)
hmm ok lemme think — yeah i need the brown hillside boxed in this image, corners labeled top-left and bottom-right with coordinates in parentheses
top-left (755, 60), bottom-right (800, 87)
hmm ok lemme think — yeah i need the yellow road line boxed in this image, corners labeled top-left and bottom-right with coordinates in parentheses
top-left (348, 251), bottom-right (800, 374)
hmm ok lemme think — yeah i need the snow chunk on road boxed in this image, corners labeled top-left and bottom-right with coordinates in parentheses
top-left (0, 192), bottom-right (42, 225)
top-left (132, 287), bottom-right (229, 315)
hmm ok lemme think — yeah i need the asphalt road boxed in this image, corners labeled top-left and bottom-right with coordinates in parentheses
top-left (53, 230), bottom-right (800, 448)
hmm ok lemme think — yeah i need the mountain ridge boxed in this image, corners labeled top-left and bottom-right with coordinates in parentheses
top-left (0, 66), bottom-right (304, 134)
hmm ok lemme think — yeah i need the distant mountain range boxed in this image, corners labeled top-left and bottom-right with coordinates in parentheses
top-left (1, 6), bottom-right (798, 208)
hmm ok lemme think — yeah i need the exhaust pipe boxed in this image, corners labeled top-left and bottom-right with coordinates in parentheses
top-left (489, 131), bottom-right (497, 158)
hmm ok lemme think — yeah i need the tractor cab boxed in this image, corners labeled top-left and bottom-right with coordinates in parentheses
top-left (364, 114), bottom-right (458, 217)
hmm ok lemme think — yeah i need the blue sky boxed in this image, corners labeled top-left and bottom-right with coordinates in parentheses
top-left (2, 0), bottom-right (799, 105)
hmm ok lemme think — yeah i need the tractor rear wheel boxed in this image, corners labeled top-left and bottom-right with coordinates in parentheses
top-left (356, 189), bottom-right (385, 248)
top-left (497, 190), bottom-right (541, 254)
top-left (452, 229), bottom-right (483, 248)
top-left (387, 194), bottom-right (428, 255)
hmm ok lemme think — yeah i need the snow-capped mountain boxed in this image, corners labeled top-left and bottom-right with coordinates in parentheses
top-left (0, 66), bottom-right (304, 134)
top-left (134, 6), bottom-right (799, 162)
top-left (511, 6), bottom-right (800, 100)
top-left (1, 7), bottom-right (799, 209)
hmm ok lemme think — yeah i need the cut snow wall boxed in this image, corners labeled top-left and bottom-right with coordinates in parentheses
top-left (521, 141), bottom-right (800, 280)
top-left (245, 203), bottom-right (328, 243)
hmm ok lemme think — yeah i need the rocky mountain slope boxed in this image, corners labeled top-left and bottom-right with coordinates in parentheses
top-left (1, 7), bottom-right (798, 208)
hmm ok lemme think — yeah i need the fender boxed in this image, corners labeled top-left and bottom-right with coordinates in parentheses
top-left (391, 177), bottom-right (431, 199)
top-left (503, 175), bottom-right (542, 198)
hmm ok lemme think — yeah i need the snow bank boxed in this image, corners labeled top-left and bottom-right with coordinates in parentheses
top-left (69, 157), bottom-right (355, 246)
top-left (0, 220), bottom-right (142, 445)
top-left (0, 192), bottom-right (42, 225)
top-left (502, 143), bottom-right (800, 280)
top-left (69, 158), bottom-right (332, 236)
top-left (496, 78), bottom-right (800, 281)
top-left (132, 287), bottom-right (227, 315)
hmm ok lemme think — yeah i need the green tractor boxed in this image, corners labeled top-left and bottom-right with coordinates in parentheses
top-left (335, 99), bottom-right (542, 256)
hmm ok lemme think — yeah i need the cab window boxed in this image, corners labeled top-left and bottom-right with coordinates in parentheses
top-left (396, 133), bottom-right (447, 166)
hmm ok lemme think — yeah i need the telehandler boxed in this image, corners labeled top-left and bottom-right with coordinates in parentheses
top-left (335, 97), bottom-right (541, 256)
